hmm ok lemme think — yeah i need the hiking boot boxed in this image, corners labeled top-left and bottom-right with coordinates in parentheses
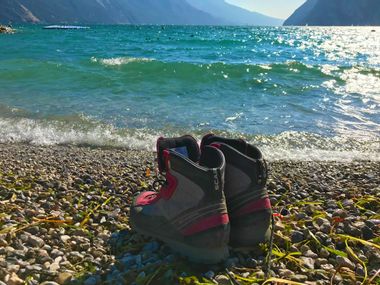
top-left (130, 135), bottom-right (230, 264)
top-left (201, 134), bottom-right (272, 248)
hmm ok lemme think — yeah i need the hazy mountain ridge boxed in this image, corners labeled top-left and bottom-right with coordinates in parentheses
top-left (0, 0), bottom-right (281, 25)
top-left (284, 0), bottom-right (380, 26)
top-left (0, 0), bottom-right (223, 25)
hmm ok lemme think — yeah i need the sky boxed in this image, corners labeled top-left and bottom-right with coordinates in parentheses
top-left (226, 0), bottom-right (306, 19)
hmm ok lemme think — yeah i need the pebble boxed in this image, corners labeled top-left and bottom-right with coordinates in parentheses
top-left (56, 272), bottom-right (73, 284)
top-left (291, 274), bottom-right (308, 282)
top-left (362, 226), bottom-right (374, 239)
top-left (320, 263), bottom-right (335, 272)
top-left (0, 238), bottom-right (7, 247)
top-left (6, 272), bottom-right (24, 285)
top-left (332, 209), bottom-right (347, 218)
top-left (279, 269), bottom-right (294, 278)
top-left (304, 250), bottom-right (318, 258)
top-left (356, 265), bottom-right (365, 276)
top-left (300, 257), bottom-right (315, 270)
top-left (291, 230), bottom-right (304, 243)
top-left (60, 235), bottom-right (71, 243)
top-left (336, 256), bottom-right (355, 270)
top-left (214, 275), bottom-right (230, 285)
top-left (204, 270), bottom-right (215, 279)
top-left (319, 248), bottom-right (330, 258)
top-left (28, 235), bottom-right (45, 248)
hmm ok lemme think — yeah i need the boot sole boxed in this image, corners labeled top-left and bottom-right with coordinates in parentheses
top-left (133, 224), bottom-right (229, 264)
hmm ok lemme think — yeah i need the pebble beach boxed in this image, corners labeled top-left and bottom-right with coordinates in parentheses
top-left (0, 143), bottom-right (379, 285)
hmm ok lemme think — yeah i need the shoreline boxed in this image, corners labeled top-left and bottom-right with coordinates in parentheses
top-left (0, 143), bottom-right (379, 284)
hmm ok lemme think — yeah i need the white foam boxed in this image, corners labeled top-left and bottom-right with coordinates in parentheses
top-left (0, 118), bottom-right (379, 162)
top-left (0, 117), bottom-right (156, 150)
top-left (261, 146), bottom-right (380, 162)
top-left (91, 56), bottom-right (153, 66)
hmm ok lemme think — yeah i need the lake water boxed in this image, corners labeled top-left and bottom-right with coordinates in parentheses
top-left (1, 25), bottom-right (379, 160)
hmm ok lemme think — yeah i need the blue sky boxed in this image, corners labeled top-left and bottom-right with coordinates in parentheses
top-left (226, 0), bottom-right (306, 19)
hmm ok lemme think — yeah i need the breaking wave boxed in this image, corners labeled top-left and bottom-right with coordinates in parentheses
top-left (0, 115), bottom-right (378, 162)
top-left (91, 56), bottom-right (154, 66)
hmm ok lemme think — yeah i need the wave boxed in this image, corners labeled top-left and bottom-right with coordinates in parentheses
top-left (89, 57), bottom-right (380, 79)
top-left (90, 56), bottom-right (154, 66)
top-left (0, 115), bottom-right (378, 162)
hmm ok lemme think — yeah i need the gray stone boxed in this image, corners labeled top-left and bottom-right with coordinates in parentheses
top-left (304, 249), bottom-right (318, 258)
top-left (120, 255), bottom-right (135, 268)
top-left (26, 264), bottom-right (42, 273)
top-left (49, 262), bottom-right (60, 272)
top-left (362, 226), bottom-right (374, 239)
top-left (291, 274), bottom-right (308, 282)
top-left (320, 248), bottom-right (330, 258)
top-left (315, 258), bottom-right (328, 268)
top-left (279, 269), bottom-right (294, 278)
top-left (7, 272), bottom-right (24, 285)
top-left (246, 258), bottom-right (258, 267)
top-left (215, 274), bottom-right (231, 285)
top-left (291, 230), bottom-right (304, 243)
top-left (40, 282), bottom-right (60, 285)
top-left (0, 238), bottom-right (8, 247)
top-left (68, 251), bottom-right (84, 263)
top-left (333, 209), bottom-right (347, 218)
top-left (300, 257), bottom-right (315, 270)
top-left (135, 254), bottom-right (142, 265)
top-left (28, 235), bottom-right (45, 248)
top-left (300, 244), bottom-right (310, 253)
top-left (56, 272), bottom-right (73, 284)
top-left (204, 270), bottom-right (215, 279)
top-left (320, 223), bottom-right (332, 234)
top-left (356, 265), bottom-right (365, 276)
top-left (60, 235), bottom-right (71, 243)
top-left (137, 271), bottom-right (146, 279)
top-left (315, 217), bottom-right (330, 226)
top-left (336, 256), bottom-right (355, 270)
top-left (7, 264), bottom-right (20, 273)
top-left (51, 249), bottom-right (64, 258)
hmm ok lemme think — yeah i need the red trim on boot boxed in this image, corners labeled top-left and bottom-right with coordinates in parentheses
top-left (135, 150), bottom-right (178, 205)
top-left (181, 213), bottom-right (229, 236)
top-left (159, 150), bottom-right (178, 200)
top-left (135, 191), bottom-right (158, 206)
top-left (160, 170), bottom-right (177, 200)
top-left (210, 143), bottom-right (222, 149)
top-left (232, 197), bottom-right (271, 218)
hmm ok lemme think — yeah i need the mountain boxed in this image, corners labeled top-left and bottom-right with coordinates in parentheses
top-left (284, 0), bottom-right (380, 26)
top-left (186, 0), bottom-right (283, 26)
top-left (0, 0), bottom-right (224, 25)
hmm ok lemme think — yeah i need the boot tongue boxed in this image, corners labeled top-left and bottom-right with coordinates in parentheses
top-left (156, 135), bottom-right (200, 173)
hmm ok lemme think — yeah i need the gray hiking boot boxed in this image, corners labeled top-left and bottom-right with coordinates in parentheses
top-left (130, 135), bottom-right (230, 264)
top-left (201, 134), bottom-right (272, 248)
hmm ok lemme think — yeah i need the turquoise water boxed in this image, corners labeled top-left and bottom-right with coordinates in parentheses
top-left (1, 25), bottom-right (379, 160)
